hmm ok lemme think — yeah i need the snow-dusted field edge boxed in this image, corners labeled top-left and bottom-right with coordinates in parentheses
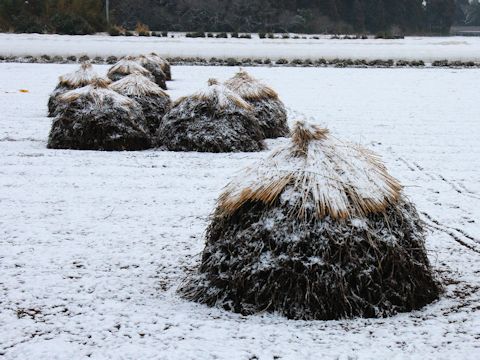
top-left (1, 63), bottom-right (480, 359)
top-left (2, 33), bottom-right (480, 62)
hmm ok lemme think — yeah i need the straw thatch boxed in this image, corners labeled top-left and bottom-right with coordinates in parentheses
top-left (47, 79), bottom-right (151, 151)
top-left (219, 123), bottom-right (402, 220)
top-left (110, 74), bottom-right (172, 135)
top-left (134, 55), bottom-right (168, 90)
top-left (48, 63), bottom-right (110, 117)
top-left (107, 57), bottom-right (158, 85)
top-left (224, 70), bottom-right (289, 138)
top-left (148, 53), bottom-right (172, 81)
top-left (179, 121), bottom-right (440, 320)
top-left (157, 80), bottom-right (265, 152)
top-left (135, 52), bottom-right (171, 81)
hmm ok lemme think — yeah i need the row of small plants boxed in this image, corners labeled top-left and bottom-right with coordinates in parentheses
top-left (188, 32), bottom-right (252, 39)
top-left (108, 23), bottom-right (167, 37)
top-left (107, 23), bottom-right (403, 40)
top-left (3, 54), bottom-right (479, 68)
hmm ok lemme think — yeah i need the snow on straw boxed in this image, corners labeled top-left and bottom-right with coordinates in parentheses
top-left (110, 73), bottom-right (168, 97)
top-left (58, 79), bottom-right (136, 111)
top-left (58, 62), bottom-right (108, 88)
top-left (175, 81), bottom-right (253, 111)
top-left (108, 57), bottom-right (152, 77)
top-left (136, 53), bottom-right (169, 69)
top-left (224, 70), bottom-right (279, 101)
top-left (218, 120), bottom-right (402, 219)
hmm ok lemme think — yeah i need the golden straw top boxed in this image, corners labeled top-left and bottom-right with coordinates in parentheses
top-left (208, 78), bottom-right (220, 86)
top-left (110, 73), bottom-right (169, 97)
top-left (147, 53), bottom-right (169, 66)
top-left (224, 70), bottom-right (279, 101)
top-left (58, 62), bottom-right (107, 88)
top-left (136, 53), bottom-right (169, 68)
top-left (174, 82), bottom-right (253, 111)
top-left (108, 58), bottom-right (151, 77)
top-left (218, 121), bottom-right (402, 220)
top-left (58, 79), bottom-right (136, 109)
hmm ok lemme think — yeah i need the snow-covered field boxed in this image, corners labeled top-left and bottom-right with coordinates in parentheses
top-left (2, 33), bottom-right (480, 62)
top-left (1, 63), bottom-right (480, 359)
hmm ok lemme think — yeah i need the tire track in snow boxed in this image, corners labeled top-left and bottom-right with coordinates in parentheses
top-left (398, 156), bottom-right (480, 201)
top-left (437, 174), bottom-right (480, 200)
top-left (0, 136), bottom-right (44, 142)
top-left (412, 161), bottom-right (436, 180)
top-left (421, 212), bottom-right (480, 254)
top-left (455, 181), bottom-right (480, 200)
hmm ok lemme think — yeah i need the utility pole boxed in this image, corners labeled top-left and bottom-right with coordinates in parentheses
top-left (106, 0), bottom-right (110, 25)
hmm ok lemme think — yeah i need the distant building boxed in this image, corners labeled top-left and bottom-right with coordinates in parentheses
top-left (450, 26), bottom-right (480, 36)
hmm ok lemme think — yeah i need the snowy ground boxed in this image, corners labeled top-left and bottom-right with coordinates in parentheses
top-left (2, 33), bottom-right (480, 62)
top-left (1, 63), bottom-right (480, 359)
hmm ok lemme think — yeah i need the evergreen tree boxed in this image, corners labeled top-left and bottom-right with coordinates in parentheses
top-left (404, 0), bottom-right (426, 32)
top-left (318, 0), bottom-right (340, 20)
top-left (352, 0), bottom-right (365, 30)
top-left (364, 0), bottom-right (387, 32)
top-left (425, 0), bottom-right (455, 33)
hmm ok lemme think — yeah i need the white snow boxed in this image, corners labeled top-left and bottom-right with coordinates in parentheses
top-left (1, 63), bottom-right (480, 359)
top-left (2, 33), bottom-right (480, 62)
top-left (350, 218), bottom-right (368, 230)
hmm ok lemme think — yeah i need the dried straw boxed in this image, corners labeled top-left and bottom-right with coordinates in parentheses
top-left (110, 73), bottom-right (168, 97)
top-left (107, 57), bottom-right (154, 82)
top-left (58, 62), bottom-right (108, 88)
top-left (218, 121), bottom-right (402, 219)
top-left (48, 63), bottom-right (110, 117)
top-left (48, 79), bottom-right (150, 151)
top-left (224, 69), bottom-right (279, 101)
top-left (224, 70), bottom-right (289, 138)
top-left (178, 121), bottom-right (440, 320)
top-left (157, 81), bottom-right (264, 152)
top-left (174, 82), bottom-right (252, 111)
top-left (110, 74), bottom-right (172, 135)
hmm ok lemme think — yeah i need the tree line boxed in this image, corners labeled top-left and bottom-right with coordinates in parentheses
top-left (0, 0), bottom-right (105, 34)
top-left (1, 0), bottom-right (474, 35)
top-left (111, 0), bottom-right (457, 34)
